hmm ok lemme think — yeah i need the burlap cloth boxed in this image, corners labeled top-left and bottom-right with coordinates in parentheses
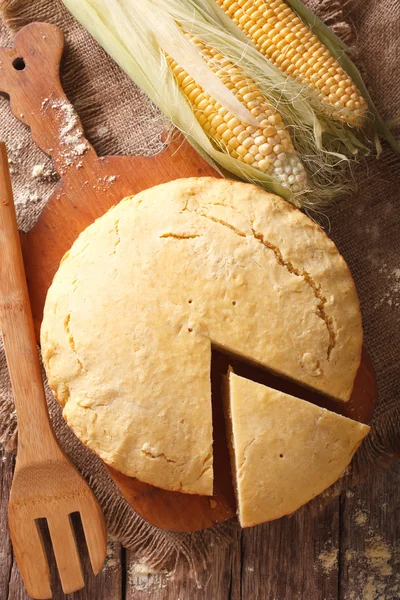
top-left (0, 0), bottom-right (399, 572)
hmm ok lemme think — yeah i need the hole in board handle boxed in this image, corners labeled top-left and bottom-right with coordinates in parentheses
top-left (12, 57), bottom-right (26, 71)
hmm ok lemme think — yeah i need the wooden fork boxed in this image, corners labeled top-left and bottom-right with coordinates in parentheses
top-left (0, 142), bottom-right (107, 598)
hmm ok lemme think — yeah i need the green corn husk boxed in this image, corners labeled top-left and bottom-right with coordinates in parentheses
top-left (62, 0), bottom-right (397, 210)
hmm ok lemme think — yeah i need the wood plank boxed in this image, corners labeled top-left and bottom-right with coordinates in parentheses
top-left (339, 461), bottom-right (400, 600)
top-left (0, 449), bottom-right (14, 600)
top-left (125, 527), bottom-right (241, 600)
top-left (2, 446), bottom-right (399, 600)
top-left (241, 500), bottom-right (340, 600)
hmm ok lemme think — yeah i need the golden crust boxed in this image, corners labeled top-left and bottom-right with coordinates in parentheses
top-left (41, 177), bottom-right (362, 494)
top-left (228, 373), bottom-right (370, 527)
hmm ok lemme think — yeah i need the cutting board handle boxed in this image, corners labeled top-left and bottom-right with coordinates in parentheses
top-left (0, 22), bottom-right (98, 176)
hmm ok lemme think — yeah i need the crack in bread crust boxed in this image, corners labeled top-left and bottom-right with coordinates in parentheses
top-left (192, 208), bottom-right (337, 360)
top-left (64, 314), bottom-right (87, 372)
top-left (160, 232), bottom-right (201, 239)
top-left (250, 228), bottom-right (336, 360)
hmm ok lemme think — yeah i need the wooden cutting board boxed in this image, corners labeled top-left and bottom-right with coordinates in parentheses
top-left (0, 22), bottom-right (377, 532)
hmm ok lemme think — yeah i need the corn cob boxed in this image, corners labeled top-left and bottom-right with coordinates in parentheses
top-left (215, 0), bottom-right (368, 126)
top-left (168, 35), bottom-right (308, 193)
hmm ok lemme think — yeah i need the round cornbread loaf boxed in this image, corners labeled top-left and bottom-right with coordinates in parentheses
top-left (41, 177), bottom-right (362, 495)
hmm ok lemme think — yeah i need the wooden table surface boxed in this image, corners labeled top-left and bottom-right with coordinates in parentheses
top-left (1, 449), bottom-right (399, 599)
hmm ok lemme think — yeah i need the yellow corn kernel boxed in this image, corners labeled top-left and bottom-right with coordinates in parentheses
top-left (168, 33), bottom-right (307, 194)
top-left (215, 0), bottom-right (368, 125)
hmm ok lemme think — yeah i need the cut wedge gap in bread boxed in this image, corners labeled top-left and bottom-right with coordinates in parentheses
top-left (225, 372), bottom-right (370, 528)
top-left (211, 346), bottom-right (373, 424)
top-left (208, 346), bottom-right (373, 521)
top-left (209, 352), bottom-right (237, 509)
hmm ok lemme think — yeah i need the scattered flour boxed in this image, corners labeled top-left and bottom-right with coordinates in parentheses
top-left (15, 189), bottom-right (41, 208)
top-left (318, 548), bottom-right (338, 573)
top-left (247, 565), bottom-right (255, 573)
top-left (128, 558), bottom-right (168, 592)
top-left (374, 263), bottom-right (400, 310)
top-left (75, 143), bottom-right (88, 155)
top-left (8, 158), bottom-right (16, 175)
top-left (103, 539), bottom-right (119, 570)
top-left (96, 125), bottom-right (109, 137)
top-left (4, 133), bottom-right (57, 231)
top-left (31, 164), bottom-right (56, 180)
top-left (32, 164), bottom-right (45, 178)
top-left (41, 98), bottom-right (89, 172)
top-left (58, 102), bottom-right (78, 138)
top-left (6, 141), bottom-right (23, 175)
top-left (354, 509), bottom-right (368, 527)
top-left (346, 534), bottom-right (399, 600)
top-left (364, 536), bottom-right (393, 577)
top-left (97, 175), bottom-right (118, 187)
top-left (63, 134), bottom-right (81, 146)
